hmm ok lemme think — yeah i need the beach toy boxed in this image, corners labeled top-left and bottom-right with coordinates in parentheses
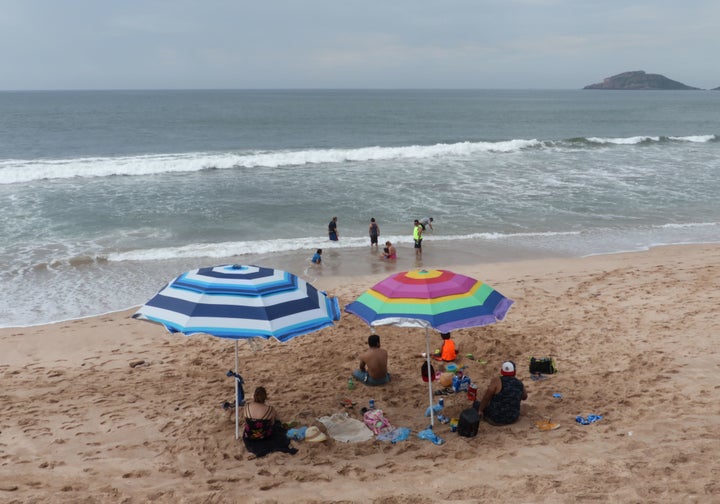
top-left (439, 372), bottom-right (454, 387)
top-left (465, 354), bottom-right (488, 365)
top-left (450, 417), bottom-right (459, 432)
top-left (445, 363), bottom-right (458, 373)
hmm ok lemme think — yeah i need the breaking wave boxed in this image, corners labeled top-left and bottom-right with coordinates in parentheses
top-left (1, 134), bottom-right (715, 184)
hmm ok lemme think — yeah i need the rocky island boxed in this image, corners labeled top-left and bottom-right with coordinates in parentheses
top-left (584, 71), bottom-right (700, 90)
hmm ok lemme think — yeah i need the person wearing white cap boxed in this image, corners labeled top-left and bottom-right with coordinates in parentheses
top-left (472, 361), bottom-right (527, 425)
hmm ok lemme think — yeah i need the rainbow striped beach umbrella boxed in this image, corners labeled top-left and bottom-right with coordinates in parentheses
top-left (344, 269), bottom-right (513, 332)
top-left (345, 269), bottom-right (513, 427)
top-left (133, 264), bottom-right (340, 438)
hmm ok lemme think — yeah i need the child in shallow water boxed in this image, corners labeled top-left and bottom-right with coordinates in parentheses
top-left (311, 249), bottom-right (322, 264)
top-left (379, 241), bottom-right (396, 260)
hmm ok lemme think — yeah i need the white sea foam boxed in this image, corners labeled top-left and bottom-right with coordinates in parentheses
top-left (658, 221), bottom-right (718, 229)
top-left (586, 136), bottom-right (660, 145)
top-left (2, 134), bottom-right (715, 185)
top-left (0, 138), bottom-right (537, 184)
top-left (586, 134), bottom-right (715, 145)
top-left (668, 134), bottom-right (716, 143)
top-left (105, 230), bottom-right (583, 263)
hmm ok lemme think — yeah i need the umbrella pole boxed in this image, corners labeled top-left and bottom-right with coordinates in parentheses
top-left (425, 328), bottom-right (434, 428)
top-left (235, 340), bottom-right (239, 440)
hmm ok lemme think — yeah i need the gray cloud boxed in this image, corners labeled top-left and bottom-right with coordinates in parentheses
top-left (2, 0), bottom-right (718, 90)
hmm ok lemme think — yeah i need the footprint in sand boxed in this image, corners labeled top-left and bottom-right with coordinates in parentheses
top-left (122, 470), bottom-right (150, 478)
top-left (259, 481), bottom-right (283, 491)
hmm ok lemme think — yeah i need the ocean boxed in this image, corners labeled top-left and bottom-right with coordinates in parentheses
top-left (1, 89), bottom-right (719, 328)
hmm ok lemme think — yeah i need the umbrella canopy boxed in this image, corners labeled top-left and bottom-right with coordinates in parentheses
top-left (344, 269), bottom-right (513, 332)
top-left (344, 269), bottom-right (513, 427)
top-left (133, 264), bottom-right (340, 438)
top-left (133, 264), bottom-right (340, 341)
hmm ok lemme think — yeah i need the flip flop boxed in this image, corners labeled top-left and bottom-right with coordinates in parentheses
top-left (575, 414), bottom-right (603, 425)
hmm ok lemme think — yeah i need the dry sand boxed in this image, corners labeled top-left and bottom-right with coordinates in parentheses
top-left (1, 244), bottom-right (719, 503)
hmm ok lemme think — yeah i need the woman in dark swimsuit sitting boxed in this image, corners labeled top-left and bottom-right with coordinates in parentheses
top-left (242, 387), bottom-right (297, 457)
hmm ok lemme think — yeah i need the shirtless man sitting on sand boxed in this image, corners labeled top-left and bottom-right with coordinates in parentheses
top-left (352, 334), bottom-right (391, 386)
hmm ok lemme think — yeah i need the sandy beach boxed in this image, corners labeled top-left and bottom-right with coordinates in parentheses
top-left (2, 243), bottom-right (719, 503)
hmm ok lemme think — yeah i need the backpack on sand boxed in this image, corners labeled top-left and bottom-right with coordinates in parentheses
top-left (529, 357), bottom-right (557, 375)
top-left (457, 407), bottom-right (480, 437)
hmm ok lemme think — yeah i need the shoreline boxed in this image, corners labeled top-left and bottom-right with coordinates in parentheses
top-left (3, 230), bottom-right (718, 329)
top-left (2, 241), bottom-right (715, 332)
top-left (2, 242), bottom-right (719, 503)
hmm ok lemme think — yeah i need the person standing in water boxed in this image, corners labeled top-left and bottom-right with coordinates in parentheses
top-left (369, 218), bottom-right (380, 248)
top-left (413, 219), bottom-right (423, 256)
top-left (328, 217), bottom-right (339, 241)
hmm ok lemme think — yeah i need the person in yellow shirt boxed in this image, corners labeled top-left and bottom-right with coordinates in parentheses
top-left (413, 219), bottom-right (423, 256)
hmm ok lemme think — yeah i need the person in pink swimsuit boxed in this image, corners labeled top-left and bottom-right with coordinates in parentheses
top-left (380, 241), bottom-right (397, 260)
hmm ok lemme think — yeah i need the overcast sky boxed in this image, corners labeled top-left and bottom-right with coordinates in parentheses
top-left (2, 0), bottom-right (719, 90)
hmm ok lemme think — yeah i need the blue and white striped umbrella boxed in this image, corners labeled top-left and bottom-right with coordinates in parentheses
top-left (133, 264), bottom-right (340, 439)
top-left (132, 264), bottom-right (340, 342)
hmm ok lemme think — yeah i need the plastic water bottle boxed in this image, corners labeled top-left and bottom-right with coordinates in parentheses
top-left (348, 378), bottom-right (355, 390)
top-left (369, 399), bottom-right (375, 409)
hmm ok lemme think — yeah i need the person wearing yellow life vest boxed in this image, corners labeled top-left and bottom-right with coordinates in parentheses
top-left (413, 219), bottom-right (423, 256)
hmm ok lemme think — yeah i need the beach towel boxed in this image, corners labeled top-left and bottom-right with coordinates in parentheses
top-left (317, 412), bottom-right (374, 443)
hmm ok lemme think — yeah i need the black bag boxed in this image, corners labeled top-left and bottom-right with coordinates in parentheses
top-left (529, 357), bottom-right (557, 374)
top-left (457, 407), bottom-right (480, 437)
